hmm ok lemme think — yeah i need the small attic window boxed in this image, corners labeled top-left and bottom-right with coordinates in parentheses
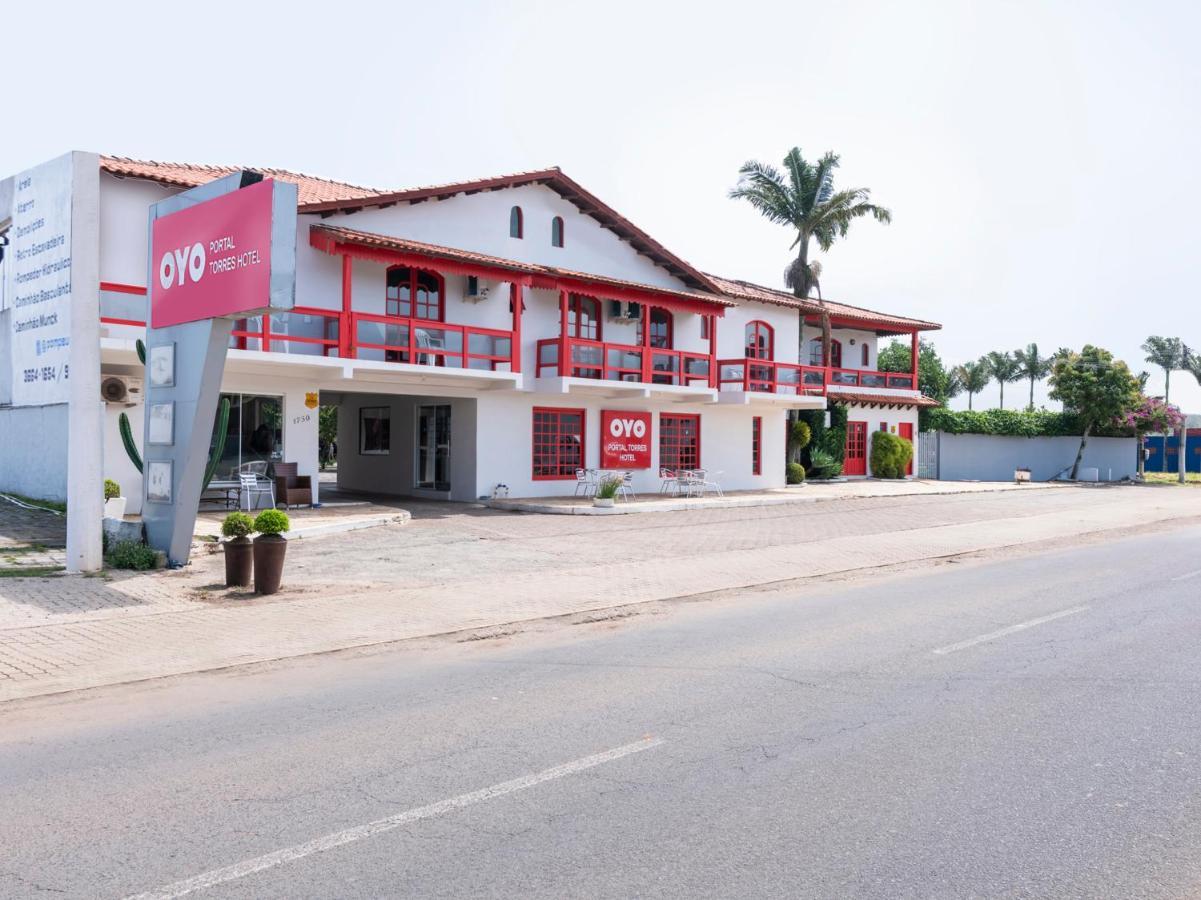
top-left (551, 216), bottom-right (564, 248)
top-left (509, 206), bottom-right (523, 239)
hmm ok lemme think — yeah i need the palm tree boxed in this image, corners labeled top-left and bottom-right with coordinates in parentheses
top-left (730, 148), bottom-right (891, 366)
top-left (985, 350), bottom-right (1022, 409)
top-left (1013, 343), bottom-right (1053, 411)
top-left (1141, 336), bottom-right (1185, 405)
top-left (954, 360), bottom-right (990, 410)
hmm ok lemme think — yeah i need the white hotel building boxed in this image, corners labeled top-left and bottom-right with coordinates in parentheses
top-left (1, 155), bottom-right (940, 512)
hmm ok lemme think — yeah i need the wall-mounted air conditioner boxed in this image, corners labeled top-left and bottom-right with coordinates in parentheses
top-left (463, 276), bottom-right (490, 303)
top-left (101, 375), bottom-right (143, 405)
top-left (607, 300), bottom-right (641, 321)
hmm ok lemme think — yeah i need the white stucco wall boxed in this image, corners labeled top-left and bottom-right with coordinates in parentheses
top-left (98, 173), bottom-right (180, 288)
top-left (842, 403), bottom-right (921, 479)
top-left (934, 433), bottom-right (1137, 482)
top-left (0, 405), bottom-right (70, 501)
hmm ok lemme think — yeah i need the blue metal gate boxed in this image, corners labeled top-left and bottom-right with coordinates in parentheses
top-left (1144, 431), bottom-right (1201, 473)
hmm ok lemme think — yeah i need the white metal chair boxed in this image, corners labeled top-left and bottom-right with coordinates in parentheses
top-left (676, 469), bottom-right (700, 497)
top-left (239, 472), bottom-right (275, 511)
top-left (616, 471), bottom-right (637, 502)
top-left (574, 468), bottom-right (598, 497)
top-left (659, 468), bottom-right (678, 495)
top-left (694, 469), bottom-right (724, 497)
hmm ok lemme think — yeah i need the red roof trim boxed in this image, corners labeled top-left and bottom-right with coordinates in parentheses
top-left (826, 389), bottom-right (941, 408)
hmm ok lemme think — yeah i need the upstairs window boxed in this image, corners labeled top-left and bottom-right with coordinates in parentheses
top-left (861, 344), bottom-right (870, 367)
top-left (510, 206), bottom-right (524, 239)
top-left (551, 216), bottom-right (564, 248)
top-left (386, 266), bottom-right (444, 321)
top-left (637, 308), bottom-right (673, 348)
top-left (745, 321), bottom-right (773, 359)
top-left (807, 337), bottom-right (842, 368)
top-left (567, 294), bottom-right (601, 341)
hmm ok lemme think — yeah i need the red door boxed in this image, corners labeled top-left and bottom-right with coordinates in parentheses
top-left (899, 422), bottom-right (914, 475)
top-left (844, 421), bottom-right (867, 476)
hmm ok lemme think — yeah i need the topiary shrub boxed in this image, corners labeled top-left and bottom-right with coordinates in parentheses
top-left (106, 540), bottom-right (158, 570)
top-left (104, 479), bottom-right (121, 500)
top-left (221, 511), bottom-right (255, 539)
top-left (870, 431), bottom-right (914, 479)
top-left (808, 448), bottom-right (843, 480)
top-left (253, 509), bottom-right (291, 535)
top-left (786, 462), bottom-right (806, 484)
top-left (789, 420), bottom-right (812, 453)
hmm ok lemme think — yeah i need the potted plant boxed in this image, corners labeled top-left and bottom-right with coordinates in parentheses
top-left (103, 479), bottom-right (126, 519)
top-left (251, 508), bottom-right (291, 595)
top-left (593, 474), bottom-right (623, 508)
top-left (221, 511), bottom-right (255, 588)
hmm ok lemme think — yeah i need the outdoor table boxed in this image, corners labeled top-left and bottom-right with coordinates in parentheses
top-left (204, 479), bottom-right (240, 509)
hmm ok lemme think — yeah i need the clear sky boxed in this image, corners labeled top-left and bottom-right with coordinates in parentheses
top-left (5, 0), bottom-right (1198, 411)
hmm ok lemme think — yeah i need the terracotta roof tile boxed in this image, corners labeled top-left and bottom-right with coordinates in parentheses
top-left (825, 388), bottom-right (941, 408)
top-left (100, 156), bottom-right (388, 208)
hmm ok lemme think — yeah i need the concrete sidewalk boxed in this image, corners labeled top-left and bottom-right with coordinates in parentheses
top-left (0, 486), bottom-right (1195, 702)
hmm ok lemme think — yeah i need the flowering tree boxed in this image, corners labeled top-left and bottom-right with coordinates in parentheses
top-left (1049, 345), bottom-right (1140, 480)
top-left (1122, 396), bottom-right (1185, 476)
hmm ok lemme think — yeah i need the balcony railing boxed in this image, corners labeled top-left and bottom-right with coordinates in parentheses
top-left (352, 313), bottom-right (512, 370)
top-left (718, 358), bottom-right (827, 394)
top-left (232, 309), bottom-right (341, 356)
top-left (535, 337), bottom-right (712, 387)
top-left (828, 367), bottom-right (915, 390)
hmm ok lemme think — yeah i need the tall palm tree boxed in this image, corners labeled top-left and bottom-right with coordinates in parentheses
top-left (954, 360), bottom-right (990, 410)
top-left (985, 350), bottom-right (1022, 409)
top-left (1013, 343), bottom-right (1053, 411)
top-left (730, 148), bottom-right (891, 366)
top-left (1141, 336), bottom-right (1185, 405)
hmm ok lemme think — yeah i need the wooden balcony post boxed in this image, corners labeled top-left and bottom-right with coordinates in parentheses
top-left (558, 289), bottom-right (569, 377)
top-left (910, 329), bottom-right (920, 390)
top-left (640, 303), bottom-right (651, 383)
top-left (708, 314), bottom-right (718, 389)
top-left (340, 254), bottom-right (354, 358)
top-left (261, 314), bottom-right (271, 353)
top-left (510, 283), bottom-right (523, 373)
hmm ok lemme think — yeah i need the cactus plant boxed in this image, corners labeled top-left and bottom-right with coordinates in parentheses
top-left (136, 338), bottom-right (146, 366)
top-left (118, 412), bottom-right (143, 473)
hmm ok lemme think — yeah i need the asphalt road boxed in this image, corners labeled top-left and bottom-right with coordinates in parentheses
top-left (2, 524), bottom-right (1201, 899)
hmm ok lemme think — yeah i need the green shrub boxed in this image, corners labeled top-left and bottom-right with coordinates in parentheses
top-left (924, 407), bottom-right (1133, 438)
top-left (595, 474), bottom-right (623, 500)
top-left (221, 511), bottom-right (255, 539)
top-left (104, 479), bottom-right (121, 501)
top-left (808, 448), bottom-right (843, 480)
top-left (789, 420), bottom-right (812, 452)
top-left (870, 431), bottom-right (913, 479)
top-left (253, 509), bottom-right (291, 535)
top-left (786, 462), bottom-right (806, 484)
top-left (106, 540), bottom-right (158, 570)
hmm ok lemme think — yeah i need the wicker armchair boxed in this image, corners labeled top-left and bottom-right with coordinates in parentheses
top-left (273, 462), bottom-right (312, 509)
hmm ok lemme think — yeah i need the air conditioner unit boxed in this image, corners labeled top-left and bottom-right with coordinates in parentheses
top-left (101, 375), bottom-right (143, 405)
top-left (463, 276), bottom-right (490, 303)
top-left (608, 300), bottom-right (641, 321)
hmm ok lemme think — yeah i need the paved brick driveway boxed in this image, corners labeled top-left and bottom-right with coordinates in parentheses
top-left (0, 486), bottom-right (1196, 700)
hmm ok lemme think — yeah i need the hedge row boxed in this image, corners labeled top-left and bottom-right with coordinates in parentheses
top-left (925, 408), bottom-right (1132, 438)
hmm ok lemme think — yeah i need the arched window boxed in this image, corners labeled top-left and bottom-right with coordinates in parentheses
top-left (807, 337), bottom-right (841, 367)
top-left (745, 321), bottom-right (773, 359)
top-left (637, 308), bottom-right (673, 348)
top-left (509, 206), bottom-right (524, 239)
top-left (861, 343), bottom-right (870, 367)
top-left (385, 266), bottom-right (444, 321)
top-left (551, 216), bottom-right (564, 248)
top-left (567, 294), bottom-right (601, 340)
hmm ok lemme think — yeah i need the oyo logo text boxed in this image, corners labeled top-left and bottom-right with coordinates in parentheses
top-left (159, 243), bottom-right (206, 290)
top-left (608, 417), bottom-right (647, 439)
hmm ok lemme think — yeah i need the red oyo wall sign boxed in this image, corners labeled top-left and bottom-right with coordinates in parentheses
top-left (151, 179), bottom-right (276, 328)
top-left (600, 410), bottom-right (652, 469)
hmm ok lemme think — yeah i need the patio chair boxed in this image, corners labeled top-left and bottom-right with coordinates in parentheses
top-left (659, 468), bottom-right (678, 495)
top-left (694, 469), bottom-right (724, 498)
top-left (239, 472), bottom-right (275, 511)
top-left (616, 471), bottom-right (637, 502)
top-left (676, 469), bottom-right (700, 497)
top-left (273, 462), bottom-right (313, 509)
top-left (574, 468), bottom-right (598, 497)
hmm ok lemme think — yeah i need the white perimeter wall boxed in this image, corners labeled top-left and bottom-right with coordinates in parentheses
top-left (0, 405), bottom-right (70, 502)
top-left (934, 433), bottom-right (1137, 482)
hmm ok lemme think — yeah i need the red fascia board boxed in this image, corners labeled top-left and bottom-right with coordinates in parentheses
top-left (804, 314), bottom-right (941, 334)
top-left (312, 233), bottom-right (536, 286)
top-left (555, 278), bottom-right (727, 317)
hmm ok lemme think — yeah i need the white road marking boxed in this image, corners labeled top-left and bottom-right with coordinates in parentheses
top-left (1171, 569), bottom-right (1201, 583)
top-left (125, 736), bottom-right (665, 900)
top-left (932, 606), bottom-right (1090, 655)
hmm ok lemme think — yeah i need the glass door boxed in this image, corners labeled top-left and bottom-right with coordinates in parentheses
top-left (416, 404), bottom-right (451, 491)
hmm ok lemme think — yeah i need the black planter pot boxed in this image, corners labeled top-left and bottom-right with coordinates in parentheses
top-left (224, 536), bottom-right (253, 587)
top-left (253, 533), bottom-right (288, 595)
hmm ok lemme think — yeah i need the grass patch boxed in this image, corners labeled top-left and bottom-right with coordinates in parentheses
top-left (0, 493), bottom-right (66, 514)
top-left (0, 566), bottom-right (65, 578)
top-left (1, 544), bottom-right (49, 555)
top-left (1144, 472), bottom-right (1201, 486)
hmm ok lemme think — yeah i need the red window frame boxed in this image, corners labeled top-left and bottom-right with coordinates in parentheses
top-left (385, 266), bottom-right (445, 322)
top-left (807, 337), bottom-right (842, 368)
top-left (861, 343), bottom-right (870, 367)
top-left (659, 413), bottom-right (701, 470)
top-left (745, 320), bottom-right (773, 359)
top-left (700, 316), bottom-right (710, 341)
top-left (551, 216), bottom-right (564, 248)
top-left (752, 416), bottom-right (762, 475)
top-left (532, 407), bottom-right (586, 480)
top-left (567, 294), bottom-right (602, 341)
top-left (510, 206), bottom-right (524, 239)
top-left (637, 307), bottom-right (673, 349)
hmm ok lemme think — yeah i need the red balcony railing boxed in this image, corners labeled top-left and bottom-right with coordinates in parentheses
top-left (718, 358), bottom-right (827, 394)
top-left (352, 313), bottom-right (513, 371)
top-left (828, 367), bottom-right (915, 390)
top-left (231, 308), bottom-right (342, 356)
top-left (535, 337), bottom-right (712, 386)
